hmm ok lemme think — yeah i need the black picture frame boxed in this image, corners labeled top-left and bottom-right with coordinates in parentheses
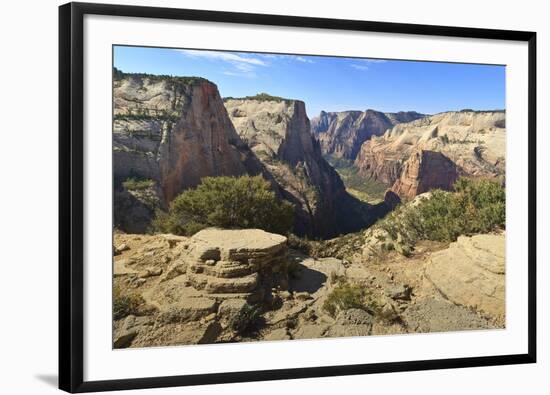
top-left (59, 2), bottom-right (537, 393)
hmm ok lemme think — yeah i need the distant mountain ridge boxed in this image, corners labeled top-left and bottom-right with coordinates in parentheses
top-left (311, 109), bottom-right (425, 160)
top-left (355, 110), bottom-right (506, 199)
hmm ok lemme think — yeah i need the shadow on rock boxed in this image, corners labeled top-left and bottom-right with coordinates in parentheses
top-left (289, 263), bottom-right (327, 294)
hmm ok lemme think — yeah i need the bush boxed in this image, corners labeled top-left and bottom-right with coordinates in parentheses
top-left (122, 177), bottom-right (155, 191)
top-left (113, 285), bottom-right (145, 320)
top-left (224, 93), bottom-right (291, 103)
top-left (323, 282), bottom-right (380, 318)
top-left (287, 233), bottom-right (314, 255)
top-left (153, 175), bottom-right (294, 236)
top-left (229, 303), bottom-right (263, 334)
top-left (378, 177), bottom-right (505, 245)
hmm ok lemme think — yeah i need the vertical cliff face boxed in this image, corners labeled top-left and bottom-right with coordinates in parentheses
top-left (391, 150), bottom-right (459, 199)
top-left (311, 110), bottom-right (424, 160)
top-left (310, 110), bottom-right (338, 135)
top-left (355, 111), bottom-right (506, 199)
top-left (225, 97), bottom-right (384, 238)
top-left (113, 73), bottom-right (266, 230)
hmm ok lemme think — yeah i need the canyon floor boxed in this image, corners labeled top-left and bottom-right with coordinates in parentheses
top-left (113, 228), bottom-right (504, 348)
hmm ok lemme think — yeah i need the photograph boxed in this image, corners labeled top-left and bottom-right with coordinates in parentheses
top-left (111, 45), bottom-right (506, 349)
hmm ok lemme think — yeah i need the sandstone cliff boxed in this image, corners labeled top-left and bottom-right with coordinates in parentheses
top-left (311, 110), bottom-right (424, 160)
top-left (224, 97), bottom-right (386, 238)
top-left (355, 111), bottom-right (505, 199)
top-left (113, 71), bottom-right (266, 230)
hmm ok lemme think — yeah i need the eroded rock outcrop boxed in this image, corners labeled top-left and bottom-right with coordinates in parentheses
top-left (225, 97), bottom-right (386, 238)
top-left (185, 228), bottom-right (289, 297)
top-left (311, 110), bottom-right (424, 160)
top-left (355, 111), bottom-right (505, 199)
top-left (113, 228), bottom-right (292, 348)
top-left (113, 71), bottom-right (267, 230)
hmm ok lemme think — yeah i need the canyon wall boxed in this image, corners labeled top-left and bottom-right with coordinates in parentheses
top-left (311, 110), bottom-right (424, 160)
top-left (225, 97), bottom-right (386, 237)
top-left (113, 72), bottom-right (266, 230)
top-left (355, 111), bottom-right (506, 199)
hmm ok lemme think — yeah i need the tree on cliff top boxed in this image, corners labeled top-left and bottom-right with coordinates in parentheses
top-left (153, 175), bottom-right (294, 236)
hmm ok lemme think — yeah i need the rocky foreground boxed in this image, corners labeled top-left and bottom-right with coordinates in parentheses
top-left (113, 227), bottom-right (505, 348)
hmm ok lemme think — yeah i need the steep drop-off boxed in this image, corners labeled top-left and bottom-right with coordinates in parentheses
top-left (225, 97), bottom-right (387, 238)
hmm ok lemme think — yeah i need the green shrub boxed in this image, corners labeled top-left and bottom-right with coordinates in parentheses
top-left (287, 233), bottom-right (314, 255)
top-left (229, 303), bottom-right (263, 334)
top-left (122, 177), bottom-right (155, 191)
top-left (378, 177), bottom-right (505, 245)
top-left (323, 282), bottom-right (380, 318)
top-left (224, 93), bottom-right (292, 103)
top-left (153, 175), bottom-right (294, 236)
top-left (113, 285), bottom-right (145, 320)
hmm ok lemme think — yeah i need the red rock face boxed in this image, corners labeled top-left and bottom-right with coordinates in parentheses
top-left (354, 140), bottom-right (406, 185)
top-left (157, 81), bottom-right (264, 202)
top-left (113, 75), bottom-right (266, 215)
top-left (391, 150), bottom-right (459, 199)
top-left (354, 111), bottom-right (505, 200)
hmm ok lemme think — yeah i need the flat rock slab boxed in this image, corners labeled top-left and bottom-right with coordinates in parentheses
top-left (192, 228), bottom-right (287, 255)
top-left (157, 297), bottom-right (218, 323)
top-left (425, 233), bottom-right (505, 321)
top-left (403, 298), bottom-right (493, 333)
top-left (131, 321), bottom-right (222, 347)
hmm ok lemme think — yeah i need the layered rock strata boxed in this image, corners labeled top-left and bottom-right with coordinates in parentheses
top-left (311, 110), bottom-right (424, 160)
top-left (225, 97), bottom-right (387, 238)
top-left (355, 111), bottom-right (506, 199)
top-left (184, 228), bottom-right (289, 296)
top-left (113, 71), bottom-right (267, 230)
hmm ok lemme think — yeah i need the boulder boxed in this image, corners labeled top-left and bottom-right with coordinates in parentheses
top-left (386, 284), bottom-right (412, 301)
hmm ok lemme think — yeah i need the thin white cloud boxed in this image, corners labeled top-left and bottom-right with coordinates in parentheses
top-left (180, 49), bottom-right (267, 66)
top-left (360, 59), bottom-right (387, 63)
top-left (179, 49), bottom-right (267, 77)
top-left (350, 58), bottom-right (387, 71)
top-left (351, 64), bottom-right (369, 71)
top-left (294, 56), bottom-right (315, 63)
top-left (259, 53), bottom-right (284, 59)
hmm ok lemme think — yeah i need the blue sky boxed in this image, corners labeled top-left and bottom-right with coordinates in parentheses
top-left (114, 45), bottom-right (505, 117)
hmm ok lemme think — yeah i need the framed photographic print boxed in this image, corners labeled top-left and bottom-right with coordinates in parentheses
top-left (59, 2), bottom-right (537, 392)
